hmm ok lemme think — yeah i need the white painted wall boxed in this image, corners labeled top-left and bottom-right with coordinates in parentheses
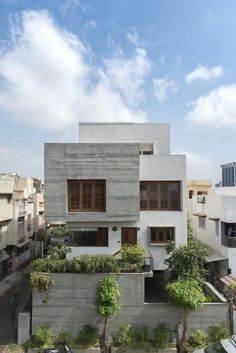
top-left (191, 190), bottom-right (236, 275)
top-left (79, 122), bottom-right (170, 155)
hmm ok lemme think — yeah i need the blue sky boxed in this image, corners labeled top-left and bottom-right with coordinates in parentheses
top-left (0, 0), bottom-right (236, 182)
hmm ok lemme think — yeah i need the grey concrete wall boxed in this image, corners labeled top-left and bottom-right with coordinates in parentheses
top-left (18, 312), bottom-right (30, 344)
top-left (32, 273), bottom-right (229, 336)
top-left (45, 143), bottom-right (140, 223)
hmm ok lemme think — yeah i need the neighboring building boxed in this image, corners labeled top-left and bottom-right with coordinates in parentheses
top-left (190, 187), bottom-right (236, 278)
top-left (187, 179), bottom-right (212, 200)
top-left (0, 174), bottom-right (45, 277)
top-left (0, 174), bottom-right (14, 279)
top-left (221, 162), bottom-right (236, 187)
top-left (45, 122), bottom-right (187, 273)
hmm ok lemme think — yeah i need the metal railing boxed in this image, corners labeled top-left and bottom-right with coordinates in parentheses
top-left (222, 236), bottom-right (236, 248)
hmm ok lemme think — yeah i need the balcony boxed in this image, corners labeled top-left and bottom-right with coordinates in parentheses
top-left (222, 236), bottom-right (236, 248)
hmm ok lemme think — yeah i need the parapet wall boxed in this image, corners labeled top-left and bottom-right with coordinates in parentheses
top-left (32, 273), bottom-right (228, 336)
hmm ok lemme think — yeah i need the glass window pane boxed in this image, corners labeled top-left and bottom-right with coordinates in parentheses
top-left (95, 182), bottom-right (105, 210)
top-left (150, 183), bottom-right (157, 209)
top-left (170, 182), bottom-right (180, 210)
top-left (140, 182), bottom-right (147, 209)
top-left (83, 183), bottom-right (93, 209)
top-left (160, 183), bottom-right (168, 209)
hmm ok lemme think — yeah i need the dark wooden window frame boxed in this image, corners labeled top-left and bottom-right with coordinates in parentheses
top-left (68, 180), bottom-right (106, 212)
top-left (140, 181), bottom-right (181, 211)
top-left (149, 226), bottom-right (175, 244)
top-left (71, 227), bottom-right (108, 247)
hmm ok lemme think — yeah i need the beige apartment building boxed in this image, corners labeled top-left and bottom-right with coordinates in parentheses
top-left (187, 179), bottom-right (212, 200)
top-left (0, 174), bottom-right (45, 279)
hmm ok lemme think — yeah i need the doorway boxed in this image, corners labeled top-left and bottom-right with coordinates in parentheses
top-left (121, 228), bottom-right (137, 245)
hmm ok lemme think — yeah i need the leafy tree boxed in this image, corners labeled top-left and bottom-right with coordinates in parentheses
top-left (33, 177), bottom-right (43, 193)
top-left (166, 279), bottom-right (206, 353)
top-left (96, 276), bottom-right (121, 353)
top-left (49, 225), bottom-right (70, 238)
top-left (164, 240), bottom-right (209, 282)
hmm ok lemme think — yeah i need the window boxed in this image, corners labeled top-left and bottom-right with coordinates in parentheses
top-left (198, 216), bottom-right (206, 228)
top-left (68, 180), bottom-right (106, 212)
top-left (150, 227), bottom-right (175, 244)
top-left (189, 190), bottom-right (194, 199)
top-left (197, 191), bottom-right (208, 195)
top-left (71, 228), bottom-right (108, 246)
top-left (215, 220), bottom-right (219, 236)
top-left (140, 181), bottom-right (180, 210)
top-left (139, 144), bottom-right (153, 155)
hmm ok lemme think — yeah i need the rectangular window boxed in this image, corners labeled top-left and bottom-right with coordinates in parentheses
top-left (189, 190), bottom-right (194, 199)
top-left (68, 180), bottom-right (106, 212)
top-left (140, 181), bottom-right (180, 210)
top-left (150, 227), bottom-right (175, 244)
top-left (71, 228), bottom-right (108, 246)
top-left (215, 221), bottom-right (219, 236)
top-left (198, 216), bottom-right (206, 228)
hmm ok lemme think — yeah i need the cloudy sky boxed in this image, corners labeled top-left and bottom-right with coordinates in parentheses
top-left (0, 0), bottom-right (236, 182)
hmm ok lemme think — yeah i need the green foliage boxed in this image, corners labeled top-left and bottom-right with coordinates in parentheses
top-left (30, 272), bottom-right (54, 303)
top-left (55, 331), bottom-right (76, 347)
top-left (166, 279), bottom-right (206, 310)
top-left (113, 324), bottom-right (132, 352)
top-left (33, 254), bottom-right (120, 274)
top-left (131, 326), bottom-right (151, 351)
top-left (96, 276), bottom-right (121, 318)
top-left (187, 329), bottom-right (209, 350)
top-left (49, 226), bottom-right (70, 238)
top-left (164, 239), bottom-right (209, 282)
top-left (47, 245), bottom-right (71, 260)
top-left (8, 344), bottom-right (23, 353)
top-left (22, 326), bottom-right (57, 349)
top-left (187, 213), bottom-right (193, 242)
top-left (208, 323), bottom-right (230, 343)
top-left (33, 177), bottom-right (43, 193)
top-left (77, 325), bottom-right (99, 348)
top-left (152, 324), bottom-right (171, 349)
top-left (120, 244), bottom-right (145, 272)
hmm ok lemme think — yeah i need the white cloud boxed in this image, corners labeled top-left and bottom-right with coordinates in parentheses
top-left (153, 78), bottom-right (176, 103)
top-left (0, 10), bottom-right (149, 131)
top-left (185, 64), bottom-right (223, 84)
top-left (186, 84), bottom-right (236, 128)
top-left (103, 48), bottom-right (152, 107)
top-left (126, 30), bottom-right (140, 46)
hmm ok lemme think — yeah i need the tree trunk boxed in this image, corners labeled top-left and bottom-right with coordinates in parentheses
top-left (178, 307), bottom-right (189, 353)
top-left (100, 317), bottom-right (108, 353)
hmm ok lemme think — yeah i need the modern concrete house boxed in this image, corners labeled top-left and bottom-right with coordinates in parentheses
top-left (190, 186), bottom-right (236, 278)
top-left (45, 123), bottom-right (187, 273)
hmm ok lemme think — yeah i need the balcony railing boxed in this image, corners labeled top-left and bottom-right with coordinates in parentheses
top-left (222, 236), bottom-right (236, 248)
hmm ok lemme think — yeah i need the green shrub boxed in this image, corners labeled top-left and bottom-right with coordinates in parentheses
top-left (23, 326), bottom-right (57, 349)
top-left (208, 323), bottom-right (229, 343)
top-left (77, 325), bottom-right (99, 348)
top-left (131, 326), bottom-right (151, 351)
top-left (49, 226), bottom-right (70, 238)
top-left (187, 329), bottom-right (208, 350)
top-left (47, 245), bottom-right (71, 260)
top-left (30, 272), bottom-right (54, 303)
top-left (113, 324), bottom-right (132, 351)
top-left (121, 245), bottom-right (145, 272)
top-left (55, 331), bottom-right (76, 347)
top-left (152, 324), bottom-right (171, 349)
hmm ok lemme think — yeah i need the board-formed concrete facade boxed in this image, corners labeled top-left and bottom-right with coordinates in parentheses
top-left (44, 123), bottom-right (187, 270)
top-left (32, 273), bottom-right (228, 336)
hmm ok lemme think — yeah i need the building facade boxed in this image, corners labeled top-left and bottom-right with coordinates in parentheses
top-left (190, 187), bottom-right (236, 277)
top-left (0, 175), bottom-right (45, 278)
top-left (221, 162), bottom-right (236, 187)
top-left (45, 123), bottom-right (187, 271)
